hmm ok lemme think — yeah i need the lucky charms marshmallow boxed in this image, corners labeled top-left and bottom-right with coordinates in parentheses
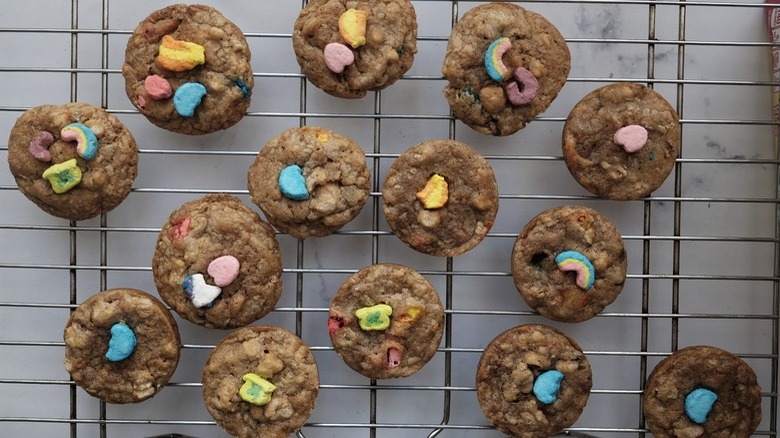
top-left (442, 2), bottom-right (571, 136)
top-left (293, 0), bottom-right (418, 98)
top-left (122, 4), bottom-right (253, 134)
top-left (7, 103), bottom-right (138, 220)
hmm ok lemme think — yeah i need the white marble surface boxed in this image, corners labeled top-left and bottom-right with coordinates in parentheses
top-left (0, 1), bottom-right (777, 437)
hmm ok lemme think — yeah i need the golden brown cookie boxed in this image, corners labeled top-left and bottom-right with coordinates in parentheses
top-left (63, 288), bottom-right (180, 404)
top-left (442, 2), bottom-right (570, 136)
top-left (328, 263), bottom-right (444, 379)
top-left (123, 4), bottom-right (253, 134)
top-left (202, 326), bottom-right (319, 438)
top-left (511, 205), bottom-right (627, 323)
top-left (7, 103), bottom-right (138, 220)
top-left (476, 324), bottom-right (592, 437)
top-left (292, 0), bottom-right (418, 98)
top-left (152, 194), bottom-right (282, 329)
top-left (247, 126), bottom-right (371, 239)
top-left (562, 83), bottom-right (681, 200)
top-left (643, 346), bottom-right (762, 438)
top-left (382, 139), bottom-right (499, 257)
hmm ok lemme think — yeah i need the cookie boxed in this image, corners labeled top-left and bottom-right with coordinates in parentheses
top-left (328, 263), bottom-right (444, 379)
top-left (442, 3), bottom-right (571, 136)
top-left (248, 126), bottom-right (371, 239)
top-left (63, 288), bottom-right (181, 404)
top-left (292, 0), bottom-right (418, 98)
top-left (122, 4), bottom-right (253, 134)
top-left (6, 103), bottom-right (138, 221)
top-left (382, 139), bottom-right (498, 257)
top-left (562, 82), bottom-right (681, 200)
top-left (152, 194), bottom-right (282, 329)
top-left (511, 205), bottom-right (627, 323)
top-left (643, 346), bottom-right (762, 438)
top-left (202, 326), bottom-right (319, 438)
top-left (476, 324), bottom-right (592, 437)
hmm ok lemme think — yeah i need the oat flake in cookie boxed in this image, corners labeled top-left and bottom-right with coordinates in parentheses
top-left (643, 346), bottom-right (762, 438)
top-left (563, 82), bottom-right (681, 200)
top-left (63, 288), bottom-right (181, 404)
top-left (292, 0), bottom-right (418, 98)
top-left (328, 263), bottom-right (444, 379)
top-left (202, 326), bottom-right (319, 438)
top-left (383, 139), bottom-right (498, 257)
top-left (152, 194), bottom-right (282, 329)
top-left (248, 126), bottom-right (371, 239)
top-left (442, 2), bottom-right (571, 136)
top-left (512, 205), bottom-right (627, 323)
top-left (476, 324), bottom-right (592, 438)
top-left (7, 103), bottom-right (138, 221)
top-left (122, 4), bottom-right (253, 134)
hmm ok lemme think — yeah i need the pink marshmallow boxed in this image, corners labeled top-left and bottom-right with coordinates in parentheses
top-left (614, 125), bottom-right (649, 153)
top-left (324, 42), bottom-right (355, 74)
top-left (28, 131), bottom-right (55, 162)
top-left (387, 348), bottom-right (402, 369)
top-left (504, 67), bottom-right (539, 106)
top-left (144, 75), bottom-right (173, 100)
top-left (208, 255), bottom-right (240, 287)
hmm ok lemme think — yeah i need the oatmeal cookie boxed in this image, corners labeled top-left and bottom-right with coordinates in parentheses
top-left (643, 346), bottom-right (762, 438)
top-left (382, 139), bottom-right (498, 257)
top-left (511, 205), bottom-right (627, 323)
top-left (248, 126), bottom-right (370, 239)
top-left (476, 324), bottom-right (592, 437)
top-left (7, 103), bottom-right (138, 220)
top-left (442, 2), bottom-right (570, 136)
top-left (152, 194), bottom-right (282, 329)
top-left (328, 263), bottom-right (444, 379)
top-left (123, 4), bottom-right (253, 134)
top-left (63, 288), bottom-right (180, 404)
top-left (202, 326), bottom-right (319, 438)
top-left (292, 0), bottom-right (418, 98)
top-left (562, 82), bottom-right (681, 200)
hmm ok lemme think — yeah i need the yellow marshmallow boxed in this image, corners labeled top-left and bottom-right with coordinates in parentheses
top-left (156, 35), bottom-right (205, 72)
top-left (416, 174), bottom-right (449, 209)
top-left (339, 9), bottom-right (368, 49)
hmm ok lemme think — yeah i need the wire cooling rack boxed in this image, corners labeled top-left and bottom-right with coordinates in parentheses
top-left (0, 0), bottom-right (778, 437)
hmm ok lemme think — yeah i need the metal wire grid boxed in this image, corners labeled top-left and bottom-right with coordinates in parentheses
top-left (0, 0), bottom-right (778, 436)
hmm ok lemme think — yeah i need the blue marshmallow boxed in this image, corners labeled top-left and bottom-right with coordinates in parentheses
top-left (279, 164), bottom-right (309, 200)
top-left (173, 82), bottom-right (207, 117)
top-left (105, 322), bottom-right (137, 362)
top-left (533, 370), bottom-right (564, 404)
top-left (685, 388), bottom-right (718, 424)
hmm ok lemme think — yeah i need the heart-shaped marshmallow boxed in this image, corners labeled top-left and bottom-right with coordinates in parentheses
top-left (208, 255), bottom-right (240, 287)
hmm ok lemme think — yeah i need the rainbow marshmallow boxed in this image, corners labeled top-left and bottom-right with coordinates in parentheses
top-left (61, 123), bottom-right (98, 160)
top-left (484, 37), bottom-right (512, 82)
top-left (554, 250), bottom-right (595, 290)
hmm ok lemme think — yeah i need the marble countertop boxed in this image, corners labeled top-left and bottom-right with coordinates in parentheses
top-left (0, 1), bottom-right (777, 437)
